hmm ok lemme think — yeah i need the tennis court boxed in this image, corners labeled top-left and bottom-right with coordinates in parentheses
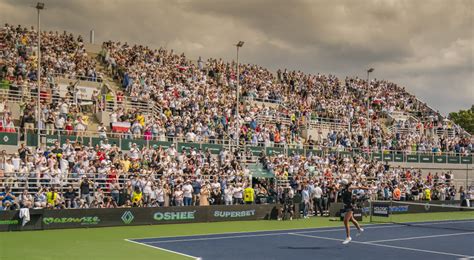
top-left (127, 220), bottom-right (474, 259)
top-left (128, 208), bottom-right (474, 260)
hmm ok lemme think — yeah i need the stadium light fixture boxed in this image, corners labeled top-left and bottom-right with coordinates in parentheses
top-left (36, 2), bottom-right (45, 9)
top-left (36, 2), bottom-right (45, 146)
top-left (366, 67), bottom-right (375, 142)
top-left (235, 41), bottom-right (244, 153)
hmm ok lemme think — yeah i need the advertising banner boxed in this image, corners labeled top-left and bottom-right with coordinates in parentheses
top-left (207, 204), bottom-right (275, 222)
top-left (461, 156), bottom-right (473, 164)
top-left (394, 154), bottom-right (404, 162)
top-left (0, 204), bottom-right (281, 231)
top-left (371, 203), bottom-right (390, 217)
top-left (0, 209), bottom-right (43, 231)
top-left (419, 155), bottom-right (433, 163)
top-left (0, 132), bottom-right (18, 146)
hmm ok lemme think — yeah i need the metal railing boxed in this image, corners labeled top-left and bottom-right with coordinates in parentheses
top-left (0, 86), bottom-right (153, 116)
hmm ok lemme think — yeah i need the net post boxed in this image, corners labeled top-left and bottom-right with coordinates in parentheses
top-left (389, 199), bottom-right (393, 224)
top-left (369, 199), bottom-right (372, 223)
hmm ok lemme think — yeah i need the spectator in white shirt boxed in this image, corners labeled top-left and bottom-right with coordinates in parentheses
top-left (182, 180), bottom-right (194, 206)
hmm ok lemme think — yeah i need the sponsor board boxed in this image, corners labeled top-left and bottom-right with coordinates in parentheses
top-left (153, 211), bottom-right (196, 221)
top-left (213, 210), bottom-right (256, 218)
top-left (372, 205), bottom-right (390, 217)
top-left (0, 219), bottom-right (19, 225)
top-left (121, 211), bottom-right (134, 224)
top-left (1, 204), bottom-right (279, 231)
top-left (43, 216), bottom-right (101, 225)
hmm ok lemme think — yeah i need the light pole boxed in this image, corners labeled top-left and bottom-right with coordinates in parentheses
top-left (235, 41), bottom-right (244, 151)
top-left (366, 68), bottom-right (374, 148)
top-left (36, 2), bottom-right (44, 147)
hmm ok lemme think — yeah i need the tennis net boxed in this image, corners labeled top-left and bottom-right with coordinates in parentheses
top-left (369, 200), bottom-right (474, 231)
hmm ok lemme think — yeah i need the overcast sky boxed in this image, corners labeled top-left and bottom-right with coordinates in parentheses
top-left (1, 0), bottom-right (472, 115)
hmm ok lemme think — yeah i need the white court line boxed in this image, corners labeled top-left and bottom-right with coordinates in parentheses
top-left (289, 233), bottom-right (473, 258)
top-left (127, 219), bottom-right (474, 241)
top-left (124, 239), bottom-right (200, 260)
top-left (138, 220), bottom-right (474, 244)
top-left (367, 232), bottom-right (474, 243)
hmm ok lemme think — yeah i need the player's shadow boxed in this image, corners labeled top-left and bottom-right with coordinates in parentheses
top-left (279, 246), bottom-right (327, 250)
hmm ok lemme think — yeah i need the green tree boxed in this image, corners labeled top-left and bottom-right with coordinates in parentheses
top-left (448, 105), bottom-right (474, 134)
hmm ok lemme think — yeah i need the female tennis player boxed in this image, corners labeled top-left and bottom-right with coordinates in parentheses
top-left (340, 179), bottom-right (368, 244)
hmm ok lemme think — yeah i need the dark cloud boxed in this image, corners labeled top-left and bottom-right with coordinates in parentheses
top-left (1, 0), bottom-right (472, 114)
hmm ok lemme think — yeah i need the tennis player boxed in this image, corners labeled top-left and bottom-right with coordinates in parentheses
top-left (340, 179), bottom-right (368, 244)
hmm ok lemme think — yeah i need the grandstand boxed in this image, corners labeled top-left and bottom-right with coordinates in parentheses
top-left (0, 20), bottom-right (473, 260)
top-left (0, 23), bottom-right (472, 205)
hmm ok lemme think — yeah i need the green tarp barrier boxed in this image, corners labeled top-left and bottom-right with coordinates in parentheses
top-left (149, 141), bottom-right (173, 150)
top-left (419, 155), bottom-right (433, 163)
top-left (177, 142), bottom-right (201, 153)
top-left (339, 151), bottom-right (353, 158)
top-left (407, 154), bottom-right (419, 163)
top-left (447, 156), bottom-right (460, 164)
top-left (26, 133), bottom-right (38, 147)
top-left (434, 155), bottom-right (447, 164)
top-left (201, 143), bottom-right (223, 154)
top-left (248, 146), bottom-right (264, 156)
top-left (0, 132), bottom-right (18, 146)
top-left (247, 164), bottom-right (274, 179)
top-left (266, 147), bottom-right (284, 156)
top-left (44, 135), bottom-right (60, 146)
top-left (394, 154), bottom-right (404, 162)
top-left (288, 148), bottom-right (305, 156)
top-left (382, 154), bottom-right (393, 162)
top-left (372, 153), bottom-right (382, 161)
top-left (461, 156), bottom-right (473, 164)
top-left (121, 139), bottom-right (147, 150)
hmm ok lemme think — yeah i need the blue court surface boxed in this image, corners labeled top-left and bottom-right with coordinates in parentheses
top-left (126, 220), bottom-right (474, 260)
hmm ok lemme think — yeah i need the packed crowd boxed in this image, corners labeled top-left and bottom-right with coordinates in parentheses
top-left (100, 39), bottom-right (472, 155)
top-left (0, 24), bottom-right (473, 212)
top-left (0, 24), bottom-right (102, 136)
top-left (1, 24), bottom-right (471, 155)
top-left (0, 139), bottom-right (275, 210)
top-left (0, 137), bottom-right (471, 211)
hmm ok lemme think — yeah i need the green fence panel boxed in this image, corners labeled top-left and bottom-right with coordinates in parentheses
top-left (248, 146), bottom-right (264, 156)
top-left (91, 137), bottom-right (103, 147)
top-left (433, 155), bottom-right (447, 164)
top-left (371, 153), bottom-right (382, 161)
top-left (177, 142), bottom-right (201, 153)
top-left (394, 154), bottom-right (404, 162)
top-left (382, 154), bottom-right (393, 162)
top-left (266, 146), bottom-right (285, 156)
top-left (419, 154), bottom-right (433, 163)
top-left (339, 151), bottom-right (353, 158)
top-left (26, 133), bottom-right (38, 147)
top-left (121, 139), bottom-right (148, 150)
top-left (406, 154), bottom-right (419, 163)
top-left (201, 143), bottom-right (223, 154)
top-left (447, 156), bottom-right (460, 164)
top-left (0, 132), bottom-right (18, 146)
top-left (308, 149), bottom-right (323, 156)
top-left (288, 148), bottom-right (305, 156)
top-left (44, 135), bottom-right (60, 146)
top-left (149, 141), bottom-right (173, 150)
top-left (461, 156), bottom-right (473, 164)
top-left (60, 135), bottom-right (79, 145)
top-left (89, 137), bottom-right (120, 148)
